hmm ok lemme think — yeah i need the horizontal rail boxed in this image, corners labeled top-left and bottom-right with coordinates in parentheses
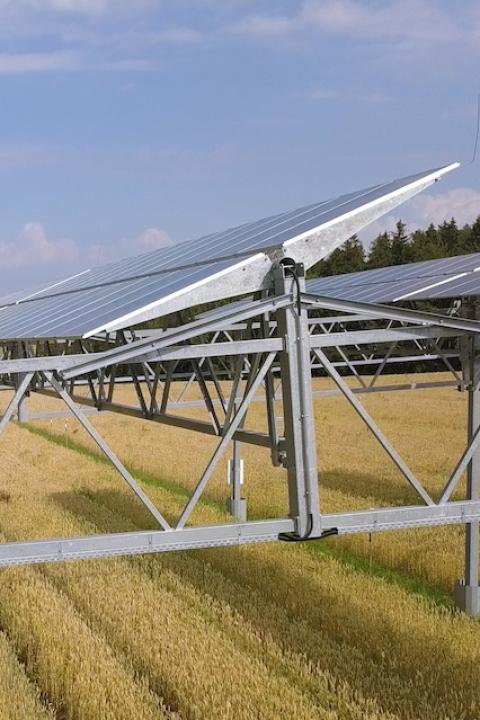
top-left (303, 293), bottom-right (480, 334)
top-left (0, 518), bottom-right (296, 567)
top-left (322, 500), bottom-right (480, 534)
top-left (63, 295), bottom-right (292, 379)
top-left (310, 326), bottom-right (460, 348)
top-left (33, 388), bottom-right (284, 449)
top-left (311, 379), bottom-right (459, 398)
top-left (311, 353), bottom-right (459, 369)
top-left (0, 338), bottom-right (283, 374)
top-left (1, 499), bottom-right (480, 566)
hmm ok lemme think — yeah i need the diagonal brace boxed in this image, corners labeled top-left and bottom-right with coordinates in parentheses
top-left (439, 423), bottom-right (480, 504)
top-left (313, 349), bottom-right (434, 506)
top-left (45, 372), bottom-right (170, 530)
top-left (0, 373), bottom-right (34, 434)
top-left (175, 352), bottom-right (276, 529)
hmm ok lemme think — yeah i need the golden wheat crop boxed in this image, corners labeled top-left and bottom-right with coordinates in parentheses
top-left (0, 374), bottom-right (478, 718)
top-left (0, 629), bottom-right (54, 720)
top-left (28, 371), bottom-right (470, 590)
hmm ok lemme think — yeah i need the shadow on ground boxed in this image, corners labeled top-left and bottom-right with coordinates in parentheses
top-left (48, 486), bottom-right (480, 720)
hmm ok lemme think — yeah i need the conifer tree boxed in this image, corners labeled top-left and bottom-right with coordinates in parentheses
top-left (328, 235), bottom-right (365, 275)
top-left (307, 214), bottom-right (480, 280)
top-left (410, 224), bottom-right (442, 261)
top-left (367, 232), bottom-right (392, 268)
top-left (390, 220), bottom-right (411, 265)
top-left (465, 217), bottom-right (480, 253)
top-left (438, 219), bottom-right (460, 256)
top-left (309, 235), bottom-right (365, 277)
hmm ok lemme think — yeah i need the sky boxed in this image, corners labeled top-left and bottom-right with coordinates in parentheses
top-left (0, 0), bottom-right (479, 291)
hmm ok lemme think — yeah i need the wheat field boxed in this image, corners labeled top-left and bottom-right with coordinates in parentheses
top-left (0, 372), bottom-right (478, 719)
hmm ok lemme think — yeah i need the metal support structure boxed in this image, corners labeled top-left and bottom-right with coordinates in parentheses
top-left (455, 300), bottom-right (480, 616)
top-left (16, 374), bottom-right (29, 423)
top-left (175, 352), bottom-right (275, 529)
top-left (45, 372), bottom-right (171, 531)
top-left (227, 437), bottom-right (246, 522)
top-left (0, 373), bottom-right (34, 435)
top-left (1, 284), bottom-right (480, 618)
top-left (14, 343), bottom-right (29, 423)
top-left (275, 263), bottom-right (321, 538)
top-left (226, 357), bottom-right (247, 522)
top-left (313, 348), bottom-right (434, 506)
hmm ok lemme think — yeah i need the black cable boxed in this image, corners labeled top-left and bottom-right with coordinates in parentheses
top-left (284, 264), bottom-right (303, 316)
top-left (278, 526), bottom-right (338, 542)
top-left (468, 92), bottom-right (480, 165)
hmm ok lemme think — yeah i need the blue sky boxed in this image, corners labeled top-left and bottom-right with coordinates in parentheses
top-left (0, 0), bottom-right (479, 291)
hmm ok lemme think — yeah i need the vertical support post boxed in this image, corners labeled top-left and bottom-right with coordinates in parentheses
top-left (226, 358), bottom-right (247, 522)
top-left (274, 262), bottom-right (321, 538)
top-left (261, 305), bottom-right (281, 467)
top-left (17, 375), bottom-right (29, 423)
top-left (227, 432), bottom-right (247, 521)
top-left (15, 343), bottom-right (29, 423)
top-left (455, 298), bottom-right (480, 617)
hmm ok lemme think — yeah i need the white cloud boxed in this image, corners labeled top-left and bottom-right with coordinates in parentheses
top-left (358, 215), bottom-right (403, 246)
top-left (132, 227), bottom-right (174, 252)
top-left (233, 13), bottom-right (294, 38)
top-left (309, 87), bottom-right (391, 104)
top-left (36, 0), bottom-right (111, 14)
top-left (234, 0), bottom-right (477, 54)
top-left (11, 0), bottom-right (156, 17)
top-left (0, 221), bottom-right (173, 276)
top-left (0, 50), bottom-right (80, 73)
top-left (359, 188), bottom-right (480, 245)
top-left (0, 51), bottom-right (156, 74)
top-left (300, 0), bottom-right (458, 44)
top-left (408, 188), bottom-right (480, 228)
top-left (0, 0), bottom-right (474, 78)
top-left (0, 222), bottom-right (78, 268)
top-left (90, 227), bottom-right (175, 265)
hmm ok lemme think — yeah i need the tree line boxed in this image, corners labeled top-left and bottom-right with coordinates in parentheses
top-left (308, 215), bottom-right (480, 278)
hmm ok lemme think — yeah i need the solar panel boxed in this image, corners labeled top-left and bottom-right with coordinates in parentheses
top-left (0, 259), bottom-right (238, 340)
top-left (307, 251), bottom-right (480, 303)
top-left (0, 162), bottom-right (458, 340)
top-left (0, 270), bottom-right (94, 312)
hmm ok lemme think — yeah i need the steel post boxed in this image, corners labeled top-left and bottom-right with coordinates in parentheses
top-left (16, 374), bottom-right (29, 423)
top-left (455, 299), bottom-right (480, 616)
top-left (226, 360), bottom-right (247, 522)
top-left (15, 343), bottom-right (29, 423)
top-left (227, 437), bottom-right (247, 522)
top-left (274, 263), bottom-right (321, 538)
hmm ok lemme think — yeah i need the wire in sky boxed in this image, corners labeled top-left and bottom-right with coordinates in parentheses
top-left (469, 92), bottom-right (480, 165)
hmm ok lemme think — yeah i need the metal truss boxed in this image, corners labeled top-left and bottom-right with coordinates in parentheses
top-left (0, 264), bottom-right (479, 616)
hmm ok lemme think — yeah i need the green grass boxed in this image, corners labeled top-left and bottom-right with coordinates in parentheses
top-left (22, 421), bottom-right (455, 611)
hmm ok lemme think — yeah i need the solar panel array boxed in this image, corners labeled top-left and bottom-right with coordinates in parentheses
top-left (0, 163), bottom-right (458, 340)
top-left (307, 252), bottom-right (480, 303)
top-left (0, 259), bottom-right (237, 341)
